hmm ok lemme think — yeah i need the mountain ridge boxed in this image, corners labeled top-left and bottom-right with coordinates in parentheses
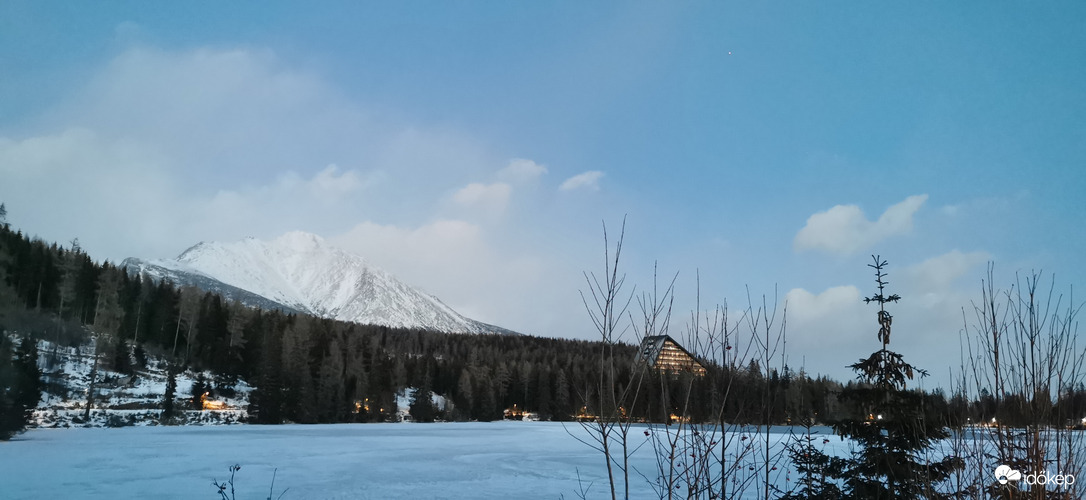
top-left (122, 232), bottom-right (518, 335)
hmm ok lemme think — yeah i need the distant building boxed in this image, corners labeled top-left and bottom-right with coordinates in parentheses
top-left (639, 335), bottom-right (707, 376)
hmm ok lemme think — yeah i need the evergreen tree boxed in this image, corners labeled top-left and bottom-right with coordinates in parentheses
top-left (554, 368), bottom-right (571, 421)
top-left (56, 246), bottom-right (81, 322)
top-left (475, 377), bottom-right (497, 422)
top-left (316, 336), bottom-right (345, 422)
top-left (0, 336), bottom-right (40, 439)
top-left (0, 336), bottom-right (18, 439)
top-left (162, 364), bottom-right (177, 421)
top-left (455, 369), bottom-right (473, 420)
top-left (281, 317), bottom-right (315, 423)
top-left (111, 338), bottom-right (132, 375)
top-left (191, 373), bottom-right (211, 410)
top-left (14, 337), bottom-right (41, 425)
top-left (0, 237), bottom-right (18, 321)
top-left (249, 315), bottom-right (284, 424)
top-left (92, 267), bottom-right (124, 336)
top-left (779, 417), bottom-right (845, 500)
top-left (133, 342), bottom-right (148, 370)
top-left (409, 367), bottom-right (437, 423)
top-left (815, 256), bottom-right (962, 499)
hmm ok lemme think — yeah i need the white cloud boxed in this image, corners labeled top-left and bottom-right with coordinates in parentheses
top-left (785, 286), bottom-right (868, 337)
top-left (497, 158), bottom-right (548, 183)
top-left (329, 219), bottom-right (564, 334)
top-left (333, 220), bottom-right (487, 275)
top-left (559, 170), bottom-right (604, 191)
top-left (0, 44), bottom-right (610, 346)
top-left (785, 285), bottom-right (864, 323)
top-left (0, 126), bottom-right (380, 262)
top-left (0, 46), bottom-right (504, 259)
top-left (452, 182), bottom-right (512, 213)
top-left (781, 248), bottom-right (992, 383)
top-left (904, 250), bottom-right (990, 293)
top-left (307, 164), bottom-right (368, 197)
top-left (0, 128), bottom-right (183, 260)
top-left (794, 194), bottom-right (928, 255)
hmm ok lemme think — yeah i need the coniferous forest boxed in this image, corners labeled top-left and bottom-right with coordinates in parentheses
top-left (0, 210), bottom-right (842, 430)
top-left (1, 208), bottom-right (1084, 437)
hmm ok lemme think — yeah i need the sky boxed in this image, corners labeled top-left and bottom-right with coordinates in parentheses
top-left (2, 1), bottom-right (1084, 386)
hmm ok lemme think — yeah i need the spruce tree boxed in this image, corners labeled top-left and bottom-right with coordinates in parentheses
top-left (455, 369), bottom-right (473, 420)
top-left (14, 337), bottom-right (41, 427)
top-left (0, 336), bottom-right (27, 439)
top-left (191, 373), bottom-right (211, 410)
top-left (162, 364), bottom-right (177, 422)
top-left (822, 256), bottom-right (962, 499)
top-left (779, 417), bottom-right (845, 500)
top-left (409, 367), bottom-right (436, 423)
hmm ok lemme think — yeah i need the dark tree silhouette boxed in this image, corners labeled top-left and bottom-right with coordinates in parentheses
top-left (811, 256), bottom-right (962, 499)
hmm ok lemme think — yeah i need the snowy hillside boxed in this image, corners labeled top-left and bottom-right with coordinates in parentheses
top-left (123, 232), bottom-right (517, 335)
top-left (30, 337), bottom-right (250, 428)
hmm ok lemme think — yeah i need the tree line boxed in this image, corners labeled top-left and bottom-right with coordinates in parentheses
top-left (0, 206), bottom-right (1082, 439)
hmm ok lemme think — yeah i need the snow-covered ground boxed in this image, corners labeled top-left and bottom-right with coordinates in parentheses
top-left (31, 338), bottom-right (251, 429)
top-left (0, 422), bottom-right (827, 499)
top-left (5, 422), bottom-right (1082, 499)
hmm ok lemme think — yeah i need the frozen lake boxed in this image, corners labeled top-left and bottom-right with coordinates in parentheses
top-left (0, 422), bottom-right (823, 499)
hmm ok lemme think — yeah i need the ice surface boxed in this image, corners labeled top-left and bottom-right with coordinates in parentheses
top-left (0, 423), bottom-right (824, 499)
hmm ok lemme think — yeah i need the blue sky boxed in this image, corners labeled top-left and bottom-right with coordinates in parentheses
top-left (2, 2), bottom-right (1084, 384)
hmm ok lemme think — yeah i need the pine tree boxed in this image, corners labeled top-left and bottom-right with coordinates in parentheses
top-left (316, 336), bottom-right (345, 422)
top-left (191, 373), bottom-right (211, 410)
top-left (779, 417), bottom-right (845, 500)
top-left (821, 256), bottom-right (962, 499)
top-left (455, 369), bottom-right (473, 420)
top-left (475, 377), bottom-right (497, 422)
top-left (162, 364), bottom-right (177, 421)
top-left (14, 337), bottom-right (41, 426)
top-left (56, 246), bottom-right (81, 323)
top-left (0, 237), bottom-right (18, 322)
top-left (0, 336), bottom-right (38, 439)
top-left (554, 368), bottom-right (571, 421)
top-left (0, 336), bottom-right (18, 439)
top-left (409, 366), bottom-right (437, 423)
top-left (93, 267), bottom-right (124, 336)
top-left (111, 338), bottom-right (132, 375)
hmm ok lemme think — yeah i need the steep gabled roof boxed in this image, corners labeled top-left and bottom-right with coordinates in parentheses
top-left (638, 335), bottom-right (706, 375)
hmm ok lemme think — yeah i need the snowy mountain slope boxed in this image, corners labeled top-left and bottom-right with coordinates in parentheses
top-left (122, 258), bottom-right (301, 314)
top-left (123, 232), bottom-right (517, 335)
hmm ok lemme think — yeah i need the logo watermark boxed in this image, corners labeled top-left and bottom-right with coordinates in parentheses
top-left (994, 464), bottom-right (1075, 487)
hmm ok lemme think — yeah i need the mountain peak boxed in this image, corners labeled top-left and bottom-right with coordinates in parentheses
top-left (125, 232), bottom-right (516, 335)
top-left (273, 231), bottom-right (326, 250)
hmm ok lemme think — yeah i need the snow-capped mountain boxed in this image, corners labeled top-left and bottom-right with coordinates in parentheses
top-left (122, 232), bottom-right (517, 335)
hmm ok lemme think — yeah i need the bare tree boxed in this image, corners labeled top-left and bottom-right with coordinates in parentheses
top-left (173, 285), bottom-right (201, 360)
top-left (574, 220), bottom-right (792, 500)
top-left (641, 280), bottom-right (790, 500)
top-left (569, 218), bottom-right (641, 500)
top-left (963, 266), bottom-right (1084, 499)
